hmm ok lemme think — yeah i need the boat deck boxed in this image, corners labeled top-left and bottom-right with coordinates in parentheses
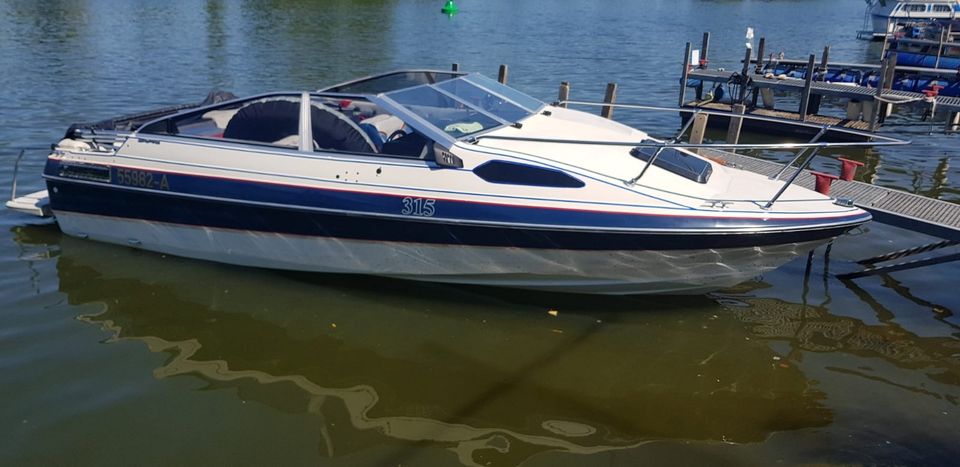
top-left (702, 149), bottom-right (960, 241)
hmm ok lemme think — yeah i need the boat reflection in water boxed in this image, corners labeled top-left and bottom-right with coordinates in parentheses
top-left (18, 223), bottom-right (957, 465)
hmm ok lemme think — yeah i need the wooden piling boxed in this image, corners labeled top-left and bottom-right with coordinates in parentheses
top-left (878, 52), bottom-right (898, 125)
top-left (947, 111), bottom-right (960, 133)
top-left (879, 17), bottom-right (892, 58)
top-left (700, 32), bottom-right (710, 68)
top-left (601, 82), bottom-right (618, 119)
top-left (726, 104), bottom-right (746, 145)
top-left (799, 54), bottom-right (816, 120)
top-left (936, 23), bottom-right (952, 69)
top-left (557, 81), bottom-right (570, 108)
top-left (883, 52), bottom-right (898, 91)
top-left (689, 113), bottom-right (709, 154)
top-left (740, 46), bottom-right (751, 79)
top-left (809, 94), bottom-right (823, 115)
top-left (820, 46), bottom-right (830, 80)
top-left (869, 56), bottom-right (890, 132)
top-left (498, 64), bottom-right (509, 84)
top-left (679, 42), bottom-right (692, 107)
top-left (451, 63), bottom-right (460, 72)
top-left (754, 37), bottom-right (766, 74)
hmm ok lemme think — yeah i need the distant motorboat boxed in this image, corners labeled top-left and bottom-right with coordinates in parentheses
top-left (860, 0), bottom-right (960, 40)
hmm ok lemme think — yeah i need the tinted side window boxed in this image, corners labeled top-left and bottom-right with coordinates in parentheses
top-left (473, 161), bottom-right (585, 188)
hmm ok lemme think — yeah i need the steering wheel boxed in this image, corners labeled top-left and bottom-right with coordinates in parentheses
top-left (387, 129), bottom-right (407, 142)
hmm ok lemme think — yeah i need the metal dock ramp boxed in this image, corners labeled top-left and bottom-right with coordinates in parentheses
top-left (702, 149), bottom-right (960, 242)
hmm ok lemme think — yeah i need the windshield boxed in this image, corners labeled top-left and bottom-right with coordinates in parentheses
top-left (381, 75), bottom-right (543, 139)
top-left (435, 79), bottom-right (530, 122)
top-left (461, 74), bottom-right (544, 113)
top-left (385, 85), bottom-right (503, 138)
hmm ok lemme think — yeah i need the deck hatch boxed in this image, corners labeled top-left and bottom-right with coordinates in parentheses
top-left (630, 145), bottom-right (712, 184)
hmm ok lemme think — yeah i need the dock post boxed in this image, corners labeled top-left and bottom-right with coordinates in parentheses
top-left (799, 54), bottom-right (816, 120)
top-left (726, 104), bottom-right (746, 145)
top-left (947, 111), bottom-right (959, 133)
top-left (497, 64), bottom-right (509, 84)
top-left (451, 63), bottom-right (460, 72)
top-left (601, 83), bottom-right (618, 119)
top-left (557, 81), bottom-right (570, 108)
top-left (689, 113), bottom-right (709, 155)
top-left (880, 17), bottom-right (892, 57)
top-left (679, 42), bottom-right (692, 107)
top-left (755, 37), bottom-right (766, 74)
top-left (820, 46), bottom-right (830, 80)
top-left (869, 57), bottom-right (889, 132)
top-left (936, 23), bottom-right (952, 69)
top-left (740, 46), bottom-right (751, 79)
top-left (700, 32), bottom-right (711, 68)
top-left (811, 47), bottom-right (825, 112)
top-left (878, 52), bottom-right (897, 125)
top-left (696, 33), bottom-right (709, 99)
top-left (868, 53), bottom-right (897, 131)
top-left (883, 52), bottom-right (898, 90)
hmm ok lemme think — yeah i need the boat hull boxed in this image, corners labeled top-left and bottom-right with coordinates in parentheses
top-left (45, 163), bottom-right (867, 295)
top-left (54, 211), bottom-right (833, 295)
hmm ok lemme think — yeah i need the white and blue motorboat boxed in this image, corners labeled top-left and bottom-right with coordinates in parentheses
top-left (10, 70), bottom-right (872, 294)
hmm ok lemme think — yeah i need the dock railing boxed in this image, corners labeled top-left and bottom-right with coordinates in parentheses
top-left (475, 101), bottom-right (910, 209)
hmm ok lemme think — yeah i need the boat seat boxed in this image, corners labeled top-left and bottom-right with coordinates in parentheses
top-left (272, 134), bottom-right (301, 148)
top-left (202, 108), bottom-right (240, 129)
top-left (360, 114), bottom-right (405, 140)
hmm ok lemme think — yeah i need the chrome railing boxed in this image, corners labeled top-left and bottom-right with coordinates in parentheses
top-left (475, 101), bottom-right (910, 209)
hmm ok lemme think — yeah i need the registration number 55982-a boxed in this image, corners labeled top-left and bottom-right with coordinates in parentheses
top-left (115, 168), bottom-right (170, 190)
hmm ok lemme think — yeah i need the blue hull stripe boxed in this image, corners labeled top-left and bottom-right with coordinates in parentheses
top-left (46, 178), bottom-right (865, 251)
top-left (44, 159), bottom-right (869, 233)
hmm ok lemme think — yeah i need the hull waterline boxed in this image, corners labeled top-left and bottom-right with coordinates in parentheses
top-left (54, 208), bottom-right (854, 295)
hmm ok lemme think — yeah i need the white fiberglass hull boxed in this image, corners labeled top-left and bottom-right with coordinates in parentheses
top-left (57, 212), bottom-right (830, 295)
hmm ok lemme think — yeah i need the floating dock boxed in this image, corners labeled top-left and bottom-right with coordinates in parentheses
top-left (679, 32), bottom-right (960, 139)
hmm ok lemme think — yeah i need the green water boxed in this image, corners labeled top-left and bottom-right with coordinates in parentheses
top-left (1, 1), bottom-right (958, 465)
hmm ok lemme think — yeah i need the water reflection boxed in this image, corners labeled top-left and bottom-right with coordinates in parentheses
top-left (9, 224), bottom-right (838, 465)
top-left (714, 283), bottom-right (960, 408)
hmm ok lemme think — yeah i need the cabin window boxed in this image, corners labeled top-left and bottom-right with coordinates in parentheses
top-left (473, 161), bottom-right (585, 188)
top-left (905, 4), bottom-right (928, 11)
top-left (932, 4), bottom-right (952, 11)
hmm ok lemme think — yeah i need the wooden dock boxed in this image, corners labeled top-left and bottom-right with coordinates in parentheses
top-left (681, 101), bottom-right (871, 142)
top-left (688, 68), bottom-right (960, 112)
top-left (701, 149), bottom-right (960, 241)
